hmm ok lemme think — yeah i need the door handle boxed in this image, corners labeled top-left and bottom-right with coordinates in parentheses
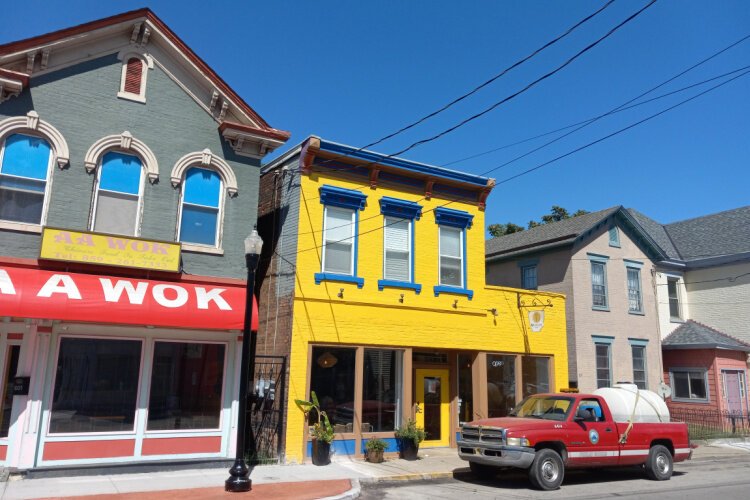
top-left (605, 428), bottom-right (613, 432)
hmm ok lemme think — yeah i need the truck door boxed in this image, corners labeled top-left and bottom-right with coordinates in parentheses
top-left (567, 398), bottom-right (620, 466)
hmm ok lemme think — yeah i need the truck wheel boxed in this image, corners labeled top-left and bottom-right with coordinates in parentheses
top-left (469, 461), bottom-right (498, 479)
top-left (529, 449), bottom-right (564, 490)
top-left (645, 445), bottom-right (673, 481)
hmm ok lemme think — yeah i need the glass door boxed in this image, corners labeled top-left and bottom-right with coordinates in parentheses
top-left (415, 368), bottom-right (449, 447)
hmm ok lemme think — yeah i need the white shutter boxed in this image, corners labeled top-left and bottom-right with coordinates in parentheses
top-left (384, 217), bottom-right (410, 281)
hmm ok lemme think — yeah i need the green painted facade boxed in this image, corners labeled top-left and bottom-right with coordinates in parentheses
top-left (0, 54), bottom-right (260, 279)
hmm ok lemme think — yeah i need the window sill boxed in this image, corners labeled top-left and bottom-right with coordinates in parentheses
top-left (315, 273), bottom-right (364, 288)
top-left (592, 306), bottom-right (610, 312)
top-left (628, 310), bottom-right (645, 316)
top-left (670, 398), bottom-right (710, 404)
top-left (670, 318), bottom-right (684, 323)
top-left (609, 242), bottom-right (621, 248)
top-left (0, 220), bottom-right (43, 234)
top-left (117, 91), bottom-right (147, 104)
top-left (433, 285), bottom-right (473, 300)
top-left (181, 243), bottom-right (224, 255)
top-left (378, 280), bottom-right (422, 293)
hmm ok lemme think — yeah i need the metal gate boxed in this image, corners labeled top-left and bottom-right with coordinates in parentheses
top-left (248, 355), bottom-right (287, 464)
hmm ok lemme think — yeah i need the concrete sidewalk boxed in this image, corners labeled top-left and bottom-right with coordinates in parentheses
top-left (1, 443), bottom-right (748, 500)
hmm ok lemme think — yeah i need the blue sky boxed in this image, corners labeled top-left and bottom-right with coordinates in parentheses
top-left (4, 0), bottom-right (748, 233)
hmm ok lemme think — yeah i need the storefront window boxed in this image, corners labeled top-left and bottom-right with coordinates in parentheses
top-left (362, 349), bottom-right (402, 432)
top-left (310, 347), bottom-right (356, 432)
top-left (147, 342), bottom-right (226, 431)
top-left (522, 356), bottom-right (550, 398)
top-left (487, 354), bottom-right (515, 417)
top-left (50, 338), bottom-right (141, 434)
top-left (457, 354), bottom-right (473, 424)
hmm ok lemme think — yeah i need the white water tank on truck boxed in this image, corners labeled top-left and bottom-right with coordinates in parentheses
top-left (593, 383), bottom-right (670, 423)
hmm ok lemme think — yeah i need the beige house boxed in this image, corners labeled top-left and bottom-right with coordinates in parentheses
top-left (486, 207), bottom-right (667, 393)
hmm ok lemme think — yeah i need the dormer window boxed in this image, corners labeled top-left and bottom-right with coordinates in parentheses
top-left (117, 52), bottom-right (152, 103)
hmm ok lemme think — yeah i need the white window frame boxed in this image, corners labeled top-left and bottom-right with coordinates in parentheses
top-left (670, 368), bottom-right (710, 403)
top-left (176, 166), bottom-right (225, 251)
top-left (322, 205), bottom-right (356, 276)
top-left (667, 277), bottom-right (683, 321)
top-left (0, 112), bottom-right (69, 233)
top-left (89, 150), bottom-right (146, 237)
top-left (382, 216), bottom-right (412, 282)
top-left (117, 51), bottom-right (153, 104)
top-left (626, 266), bottom-right (643, 313)
top-left (438, 225), bottom-right (464, 287)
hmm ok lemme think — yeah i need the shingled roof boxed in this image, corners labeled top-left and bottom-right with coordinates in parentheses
top-left (485, 206), bottom-right (619, 259)
top-left (663, 320), bottom-right (750, 352)
top-left (662, 206), bottom-right (750, 261)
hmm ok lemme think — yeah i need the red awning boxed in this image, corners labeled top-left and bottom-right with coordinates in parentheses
top-left (0, 263), bottom-right (258, 331)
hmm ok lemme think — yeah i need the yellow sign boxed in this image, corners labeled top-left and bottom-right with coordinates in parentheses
top-left (40, 228), bottom-right (181, 272)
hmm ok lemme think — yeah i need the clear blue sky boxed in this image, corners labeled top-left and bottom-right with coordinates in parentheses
top-left (4, 0), bottom-right (748, 233)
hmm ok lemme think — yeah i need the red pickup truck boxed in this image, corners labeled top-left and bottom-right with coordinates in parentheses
top-left (458, 392), bottom-right (691, 490)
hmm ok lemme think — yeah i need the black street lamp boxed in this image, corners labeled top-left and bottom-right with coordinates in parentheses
top-left (225, 227), bottom-right (263, 493)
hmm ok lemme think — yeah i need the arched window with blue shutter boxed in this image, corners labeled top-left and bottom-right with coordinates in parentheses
top-left (178, 167), bottom-right (222, 246)
top-left (0, 133), bottom-right (52, 224)
top-left (91, 151), bottom-right (144, 236)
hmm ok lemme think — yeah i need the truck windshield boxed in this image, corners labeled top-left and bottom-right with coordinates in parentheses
top-left (509, 396), bottom-right (574, 421)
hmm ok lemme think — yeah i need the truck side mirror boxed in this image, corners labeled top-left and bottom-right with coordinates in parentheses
top-left (575, 408), bottom-right (592, 422)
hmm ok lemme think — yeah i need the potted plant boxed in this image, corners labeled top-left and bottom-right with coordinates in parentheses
top-left (295, 391), bottom-right (334, 465)
top-left (364, 437), bottom-right (388, 463)
top-left (394, 419), bottom-right (425, 460)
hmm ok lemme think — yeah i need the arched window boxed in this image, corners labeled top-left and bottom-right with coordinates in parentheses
top-left (0, 133), bottom-right (52, 225)
top-left (91, 151), bottom-right (144, 236)
top-left (178, 167), bottom-right (223, 246)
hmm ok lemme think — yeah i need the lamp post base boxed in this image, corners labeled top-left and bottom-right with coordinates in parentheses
top-left (225, 459), bottom-right (252, 492)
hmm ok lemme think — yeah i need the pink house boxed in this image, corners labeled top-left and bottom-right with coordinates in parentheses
top-left (662, 320), bottom-right (750, 417)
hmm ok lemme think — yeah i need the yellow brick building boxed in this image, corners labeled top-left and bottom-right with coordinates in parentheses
top-left (257, 137), bottom-right (568, 463)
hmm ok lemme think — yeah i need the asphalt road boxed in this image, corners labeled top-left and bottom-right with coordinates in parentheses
top-left (359, 453), bottom-right (750, 499)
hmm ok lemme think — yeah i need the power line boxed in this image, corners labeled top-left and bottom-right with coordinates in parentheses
top-left (295, 62), bottom-right (750, 238)
top-left (275, 67), bottom-right (749, 259)
top-left (386, 0), bottom-right (658, 158)
top-left (286, 0), bottom-right (651, 196)
top-left (359, 0), bottom-right (616, 151)
top-left (441, 33), bottom-right (750, 168)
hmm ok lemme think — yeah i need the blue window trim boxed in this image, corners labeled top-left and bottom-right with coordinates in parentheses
top-left (628, 338), bottom-right (649, 347)
top-left (380, 198), bottom-right (422, 292)
top-left (319, 185), bottom-right (367, 210)
top-left (609, 226), bottom-right (621, 248)
top-left (314, 272), bottom-right (364, 288)
top-left (624, 259), bottom-right (644, 269)
top-left (433, 285), bottom-right (474, 300)
top-left (587, 252), bottom-right (610, 263)
top-left (318, 185), bottom-right (366, 288)
top-left (379, 197), bottom-right (422, 220)
top-left (434, 207), bottom-right (473, 229)
top-left (592, 335), bottom-right (615, 345)
top-left (517, 258), bottom-right (539, 268)
top-left (378, 280), bottom-right (422, 293)
top-left (520, 264), bottom-right (538, 290)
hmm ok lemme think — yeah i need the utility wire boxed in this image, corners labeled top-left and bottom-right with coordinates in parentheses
top-left (442, 32), bottom-right (750, 168)
top-left (276, 67), bottom-right (749, 258)
top-left (295, 62), bottom-right (750, 235)
top-left (359, 0), bottom-right (615, 151)
top-left (386, 0), bottom-right (658, 158)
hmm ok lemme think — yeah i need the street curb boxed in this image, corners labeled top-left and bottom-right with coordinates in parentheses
top-left (321, 479), bottom-right (361, 500)
top-left (358, 470), bottom-right (460, 483)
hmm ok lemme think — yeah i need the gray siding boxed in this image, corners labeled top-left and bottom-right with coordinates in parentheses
top-left (0, 54), bottom-right (259, 279)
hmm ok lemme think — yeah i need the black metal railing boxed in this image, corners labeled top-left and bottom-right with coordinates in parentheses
top-left (669, 407), bottom-right (750, 439)
top-left (248, 355), bottom-right (287, 464)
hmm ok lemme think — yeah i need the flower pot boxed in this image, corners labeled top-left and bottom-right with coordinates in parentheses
top-left (397, 438), bottom-right (419, 460)
top-left (366, 449), bottom-right (384, 463)
top-left (312, 439), bottom-right (331, 466)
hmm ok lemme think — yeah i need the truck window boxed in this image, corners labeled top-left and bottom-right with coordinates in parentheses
top-left (511, 396), bottom-right (573, 421)
top-left (577, 399), bottom-right (605, 422)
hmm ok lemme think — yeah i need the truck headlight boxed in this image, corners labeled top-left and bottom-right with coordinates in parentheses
top-left (506, 437), bottom-right (531, 447)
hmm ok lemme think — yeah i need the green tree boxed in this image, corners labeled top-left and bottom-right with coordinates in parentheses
top-left (488, 222), bottom-right (525, 237)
